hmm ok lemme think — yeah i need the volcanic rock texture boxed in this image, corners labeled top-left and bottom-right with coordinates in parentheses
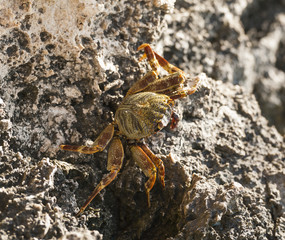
top-left (0, 0), bottom-right (284, 239)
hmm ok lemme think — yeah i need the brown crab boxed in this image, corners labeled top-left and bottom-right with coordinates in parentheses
top-left (60, 43), bottom-right (205, 216)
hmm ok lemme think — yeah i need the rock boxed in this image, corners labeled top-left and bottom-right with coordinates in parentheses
top-left (158, 0), bottom-right (285, 134)
top-left (0, 1), bottom-right (284, 240)
top-left (0, 119), bottom-right (12, 131)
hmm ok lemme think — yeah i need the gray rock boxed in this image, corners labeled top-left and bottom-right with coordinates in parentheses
top-left (158, 0), bottom-right (285, 134)
top-left (0, 1), bottom-right (284, 240)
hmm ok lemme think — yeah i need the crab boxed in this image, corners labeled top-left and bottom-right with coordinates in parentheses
top-left (60, 43), bottom-right (205, 216)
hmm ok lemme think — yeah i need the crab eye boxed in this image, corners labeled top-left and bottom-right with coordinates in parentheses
top-left (170, 112), bottom-right (179, 129)
top-left (155, 122), bottom-right (164, 132)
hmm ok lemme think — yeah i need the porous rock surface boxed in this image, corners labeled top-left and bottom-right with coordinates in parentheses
top-left (158, 0), bottom-right (285, 134)
top-left (0, 0), bottom-right (284, 240)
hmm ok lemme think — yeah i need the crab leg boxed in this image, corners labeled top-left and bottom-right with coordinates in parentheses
top-left (130, 145), bottom-right (157, 207)
top-left (140, 72), bottom-right (202, 100)
top-left (154, 51), bottom-right (184, 74)
top-left (140, 71), bottom-right (185, 94)
top-left (137, 43), bottom-right (160, 73)
top-left (138, 43), bottom-right (184, 74)
top-left (169, 74), bottom-right (205, 100)
top-left (126, 71), bottom-right (158, 96)
top-left (76, 137), bottom-right (124, 216)
top-left (139, 144), bottom-right (165, 188)
top-left (60, 123), bottom-right (114, 154)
